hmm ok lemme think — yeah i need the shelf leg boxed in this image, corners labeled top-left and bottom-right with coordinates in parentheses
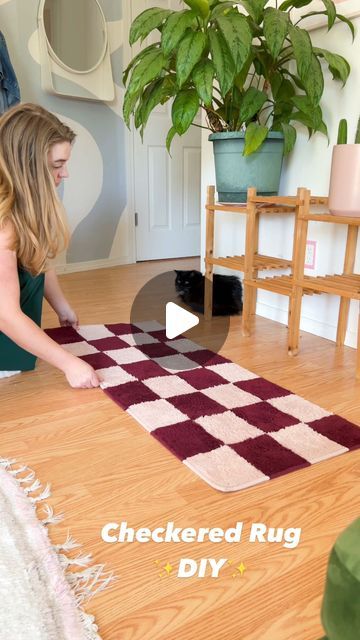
top-left (288, 286), bottom-right (302, 356)
top-left (242, 284), bottom-right (252, 337)
top-left (356, 313), bottom-right (360, 380)
top-left (336, 225), bottom-right (358, 346)
top-left (204, 186), bottom-right (215, 321)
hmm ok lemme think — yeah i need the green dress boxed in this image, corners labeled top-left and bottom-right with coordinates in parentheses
top-left (0, 266), bottom-right (45, 371)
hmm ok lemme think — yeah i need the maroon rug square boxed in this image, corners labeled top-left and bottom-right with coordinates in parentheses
top-left (121, 360), bottom-right (169, 380)
top-left (104, 380), bottom-right (159, 410)
top-left (309, 415), bottom-right (360, 449)
top-left (187, 350), bottom-right (229, 366)
top-left (231, 435), bottom-right (309, 478)
top-left (88, 336), bottom-right (129, 351)
top-left (153, 420), bottom-right (223, 460)
top-left (45, 326), bottom-right (80, 344)
top-left (233, 402), bottom-right (297, 432)
top-left (235, 378), bottom-right (292, 401)
top-left (138, 343), bottom-right (176, 358)
top-left (105, 323), bottom-right (140, 335)
top-left (169, 392), bottom-right (226, 420)
top-left (148, 329), bottom-right (168, 341)
top-left (178, 368), bottom-right (228, 390)
top-left (80, 352), bottom-right (116, 369)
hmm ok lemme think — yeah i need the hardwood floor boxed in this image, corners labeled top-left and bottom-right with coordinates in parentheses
top-left (1, 258), bottom-right (359, 640)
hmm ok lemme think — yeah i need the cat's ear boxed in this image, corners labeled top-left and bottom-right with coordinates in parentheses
top-left (174, 270), bottom-right (180, 274)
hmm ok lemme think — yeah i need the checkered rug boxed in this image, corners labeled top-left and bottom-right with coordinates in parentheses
top-left (46, 323), bottom-right (360, 492)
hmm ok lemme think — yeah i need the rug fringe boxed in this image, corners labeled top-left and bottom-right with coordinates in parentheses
top-left (0, 457), bottom-right (115, 640)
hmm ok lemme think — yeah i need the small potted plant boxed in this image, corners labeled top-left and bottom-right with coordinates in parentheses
top-left (123, 1), bottom-right (354, 202)
top-left (328, 116), bottom-right (360, 217)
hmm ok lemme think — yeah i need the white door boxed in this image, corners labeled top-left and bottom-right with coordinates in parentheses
top-left (130, 0), bottom-right (201, 261)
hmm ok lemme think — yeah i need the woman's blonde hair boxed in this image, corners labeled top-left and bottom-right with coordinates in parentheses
top-left (0, 103), bottom-right (76, 274)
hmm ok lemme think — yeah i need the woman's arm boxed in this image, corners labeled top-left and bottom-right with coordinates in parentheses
top-left (0, 248), bottom-right (100, 388)
top-left (44, 268), bottom-right (78, 327)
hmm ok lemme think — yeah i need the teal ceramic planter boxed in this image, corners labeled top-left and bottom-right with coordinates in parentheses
top-left (209, 131), bottom-right (284, 203)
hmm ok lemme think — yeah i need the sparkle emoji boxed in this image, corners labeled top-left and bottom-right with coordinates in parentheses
top-left (154, 560), bottom-right (174, 578)
top-left (232, 562), bottom-right (246, 578)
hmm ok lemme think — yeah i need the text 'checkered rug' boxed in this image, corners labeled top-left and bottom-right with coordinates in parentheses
top-left (46, 323), bottom-right (360, 492)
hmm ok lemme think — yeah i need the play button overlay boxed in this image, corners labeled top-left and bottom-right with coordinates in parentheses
top-left (130, 270), bottom-right (233, 371)
top-left (166, 302), bottom-right (199, 339)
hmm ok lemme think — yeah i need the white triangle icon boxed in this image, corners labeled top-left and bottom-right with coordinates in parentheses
top-left (165, 302), bottom-right (199, 340)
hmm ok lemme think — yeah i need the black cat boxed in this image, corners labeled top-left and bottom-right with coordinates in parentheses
top-left (175, 270), bottom-right (243, 316)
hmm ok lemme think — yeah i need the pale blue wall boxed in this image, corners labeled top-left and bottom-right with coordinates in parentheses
top-left (0, 0), bottom-right (127, 266)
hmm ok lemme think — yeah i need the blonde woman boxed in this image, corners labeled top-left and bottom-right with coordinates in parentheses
top-left (0, 103), bottom-right (100, 388)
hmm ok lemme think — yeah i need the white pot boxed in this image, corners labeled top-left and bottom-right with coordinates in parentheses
top-left (328, 144), bottom-right (360, 217)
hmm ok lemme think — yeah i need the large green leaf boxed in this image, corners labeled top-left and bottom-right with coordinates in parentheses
top-left (320, 0), bottom-right (336, 29)
top-left (208, 29), bottom-right (236, 97)
top-left (141, 77), bottom-right (177, 130)
top-left (161, 10), bottom-right (196, 56)
top-left (216, 14), bottom-right (252, 72)
top-left (263, 8), bottom-right (289, 59)
top-left (243, 122), bottom-right (269, 156)
top-left (234, 51), bottom-right (254, 90)
top-left (176, 30), bottom-right (207, 87)
top-left (192, 60), bottom-right (215, 106)
top-left (280, 122), bottom-right (297, 154)
top-left (277, 78), bottom-right (296, 102)
top-left (210, 2), bottom-right (237, 19)
top-left (279, 0), bottom-right (312, 10)
top-left (127, 50), bottom-right (166, 97)
top-left (302, 53), bottom-right (324, 105)
top-left (236, 0), bottom-right (267, 23)
top-left (288, 25), bottom-right (313, 80)
top-left (239, 87), bottom-right (268, 123)
top-left (123, 44), bottom-right (159, 86)
top-left (123, 90), bottom-right (139, 128)
top-left (314, 48), bottom-right (350, 85)
top-left (291, 95), bottom-right (323, 127)
top-left (166, 126), bottom-right (177, 154)
top-left (270, 72), bottom-right (283, 99)
top-left (130, 8), bottom-right (171, 45)
top-left (183, 0), bottom-right (210, 18)
top-left (172, 89), bottom-right (200, 134)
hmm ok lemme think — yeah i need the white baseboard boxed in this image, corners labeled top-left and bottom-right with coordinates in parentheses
top-left (256, 301), bottom-right (357, 349)
top-left (55, 256), bottom-right (134, 275)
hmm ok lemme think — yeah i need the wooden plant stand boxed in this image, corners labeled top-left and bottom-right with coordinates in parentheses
top-left (204, 185), bottom-right (360, 378)
top-left (204, 185), bottom-right (299, 323)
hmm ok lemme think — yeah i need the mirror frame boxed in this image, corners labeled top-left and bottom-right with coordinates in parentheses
top-left (37, 0), bottom-right (115, 102)
top-left (42, 0), bottom-right (107, 74)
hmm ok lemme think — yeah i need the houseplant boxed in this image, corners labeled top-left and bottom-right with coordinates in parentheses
top-left (328, 116), bottom-right (360, 217)
top-left (123, 0), bottom-right (354, 201)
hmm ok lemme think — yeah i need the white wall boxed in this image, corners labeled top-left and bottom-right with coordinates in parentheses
top-left (201, 17), bottom-right (360, 348)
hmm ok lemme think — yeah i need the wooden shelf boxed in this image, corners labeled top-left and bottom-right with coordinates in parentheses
top-left (304, 213), bottom-right (360, 225)
top-left (297, 274), bottom-right (360, 299)
top-left (206, 254), bottom-right (293, 272)
top-left (204, 185), bottom-right (360, 377)
top-left (206, 204), bottom-right (296, 214)
top-left (246, 274), bottom-right (320, 297)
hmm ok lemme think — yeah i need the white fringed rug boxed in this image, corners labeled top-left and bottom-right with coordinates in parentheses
top-left (0, 458), bottom-right (114, 640)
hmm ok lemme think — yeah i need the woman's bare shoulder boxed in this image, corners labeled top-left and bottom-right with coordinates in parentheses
top-left (0, 219), bottom-right (16, 251)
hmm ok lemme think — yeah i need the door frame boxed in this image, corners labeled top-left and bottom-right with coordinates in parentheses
top-left (122, 0), bottom-right (137, 264)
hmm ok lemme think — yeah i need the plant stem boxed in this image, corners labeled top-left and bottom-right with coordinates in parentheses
top-left (190, 121), bottom-right (211, 131)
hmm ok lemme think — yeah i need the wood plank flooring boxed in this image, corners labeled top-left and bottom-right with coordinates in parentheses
top-left (1, 258), bottom-right (359, 640)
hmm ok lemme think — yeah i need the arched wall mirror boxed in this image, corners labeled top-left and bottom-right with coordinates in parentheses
top-left (38, 0), bottom-right (114, 102)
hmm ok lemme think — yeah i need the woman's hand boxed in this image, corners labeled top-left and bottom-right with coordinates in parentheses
top-left (58, 304), bottom-right (79, 328)
top-left (63, 356), bottom-right (101, 389)
top-left (44, 269), bottom-right (79, 328)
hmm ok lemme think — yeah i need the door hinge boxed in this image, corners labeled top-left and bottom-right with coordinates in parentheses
top-left (135, 212), bottom-right (139, 227)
